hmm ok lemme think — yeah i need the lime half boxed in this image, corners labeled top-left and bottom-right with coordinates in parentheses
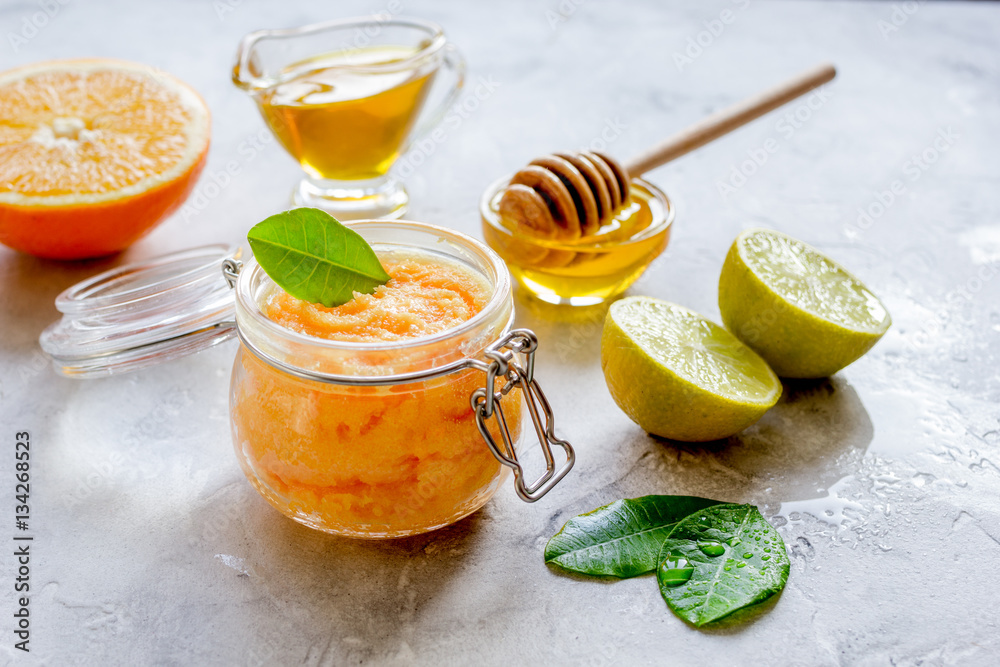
top-left (719, 228), bottom-right (891, 378)
top-left (601, 297), bottom-right (781, 442)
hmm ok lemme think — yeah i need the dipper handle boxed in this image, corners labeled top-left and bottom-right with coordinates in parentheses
top-left (623, 63), bottom-right (836, 176)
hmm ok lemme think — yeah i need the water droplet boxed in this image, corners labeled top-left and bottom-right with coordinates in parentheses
top-left (724, 566), bottom-right (732, 571)
top-left (764, 548), bottom-right (771, 553)
top-left (761, 555), bottom-right (771, 561)
top-left (697, 541), bottom-right (726, 557)
top-left (736, 561), bottom-right (746, 568)
top-left (727, 536), bottom-right (742, 547)
top-left (743, 553), bottom-right (753, 559)
top-left (659, 555), bottom-right (694, 587)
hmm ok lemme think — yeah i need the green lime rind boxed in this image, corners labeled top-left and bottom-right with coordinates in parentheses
top-left (719, 229), bottom-right (891, 379)
top-left (601, 297), bottom-right (781, 442)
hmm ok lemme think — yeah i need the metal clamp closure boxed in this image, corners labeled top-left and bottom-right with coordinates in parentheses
top-left (471, 329), bottom-right (575, 502)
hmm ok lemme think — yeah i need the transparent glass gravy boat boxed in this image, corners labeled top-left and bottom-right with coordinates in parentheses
top-left (232, 16), bottom-right (466, 221)
top-left (39, 222), bottom-right (575, 538)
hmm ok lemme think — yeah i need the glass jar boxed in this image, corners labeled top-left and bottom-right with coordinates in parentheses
top-left (234, 221), bottom-right (522, 537)
top-left (40, 221), bottom-right (574, 539)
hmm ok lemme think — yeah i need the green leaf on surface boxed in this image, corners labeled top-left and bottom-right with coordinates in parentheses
top-left (544, 496), bottom-right (725, 578)
top-left (247, 207), bottom-right (390, 307)
top-left (656, 503), bottom-right (790, 627)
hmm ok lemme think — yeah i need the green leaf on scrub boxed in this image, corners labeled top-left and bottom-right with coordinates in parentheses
top-left (247, 207), bottom-right (390, 307)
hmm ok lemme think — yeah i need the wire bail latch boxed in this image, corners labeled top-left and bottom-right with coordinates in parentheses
top-left (470, 329), bottom-right (575, 502)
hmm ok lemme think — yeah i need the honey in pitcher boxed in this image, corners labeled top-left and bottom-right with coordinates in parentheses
top-left (255, 46), bottom-right (437, 181)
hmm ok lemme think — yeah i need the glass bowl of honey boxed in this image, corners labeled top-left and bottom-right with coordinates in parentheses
top-left (480, 176), bottom-right (674, 306)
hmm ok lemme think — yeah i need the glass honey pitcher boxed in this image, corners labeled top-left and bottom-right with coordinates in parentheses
top-left (233, 16), bottom-right (466, 220)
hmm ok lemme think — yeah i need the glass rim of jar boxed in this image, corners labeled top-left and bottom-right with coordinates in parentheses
top-left (234, 220), bottom-right (514, 383)
top-left (233, 15), bottom-right (449, 90)
top-left (479, 175), bottom-right (674, 251)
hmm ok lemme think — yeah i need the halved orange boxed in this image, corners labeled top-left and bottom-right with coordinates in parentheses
top-left (0, 59), bottom-right (210, 259)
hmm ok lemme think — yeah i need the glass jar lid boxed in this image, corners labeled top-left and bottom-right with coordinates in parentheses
top-left (39, 245), bottom-right (240, 378)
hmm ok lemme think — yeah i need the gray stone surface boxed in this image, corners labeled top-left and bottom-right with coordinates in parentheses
top-left (1, 0), bottom-right (999, 665)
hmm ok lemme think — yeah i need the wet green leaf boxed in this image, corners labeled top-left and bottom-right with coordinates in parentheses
top-left (544, 496), bottom-right (724, 578)
top-left (656, 504), bottom-right (789, 627)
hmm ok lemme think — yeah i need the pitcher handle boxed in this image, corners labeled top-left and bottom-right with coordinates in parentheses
top-left (399, 42), bottom-right (466, 155)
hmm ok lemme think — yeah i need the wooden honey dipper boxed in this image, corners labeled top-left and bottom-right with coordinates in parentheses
top-left (499, 63), bottom-right (837, 241)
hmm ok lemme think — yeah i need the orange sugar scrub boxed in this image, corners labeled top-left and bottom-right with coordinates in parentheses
top-left (264, 254), bottom-right (491, 343)
top-left (230, 250), bottom-right (522, 538)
